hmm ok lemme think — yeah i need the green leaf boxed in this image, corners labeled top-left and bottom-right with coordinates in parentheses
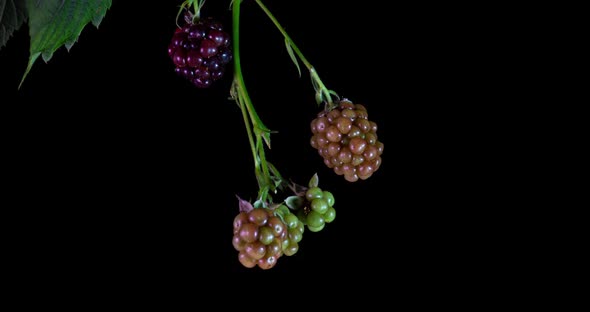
top-left (276, 204), bottom-right (289, 215)
top-left (20, 0), bottom-right (112, 88)
top-left (315, 90), bottom-right (323, 105)
top-left (328, 90), bottom-right (340, 101)
top-left (284, 38), bottom-right (301, 78)
top-left (267, 161), bottom-right (284, 190)
top-left (253, 199), bottom-right (264, 209)
top-left (254, 126), bottom-right (272, 149)
top-left (257, 186), bottom-right (270, 204)
top-left (308, 173), bottom-right (319, 188)
top-left (262, 131), bottom-right (271, 149)
top-left (285, 196), bottom-right (304, 210)
top-left (0, 0), bottom-right (27, 50)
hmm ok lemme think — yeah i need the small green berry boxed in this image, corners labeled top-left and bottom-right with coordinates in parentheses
top-left (322, 191), bottom-right (335, 206)
top-left (306, 187), bottom-right (323, 200)
top-left (323, 206), bottom-right (336, 223)
top-left (308, 223), bottom-right (325, 232)
top-left (285, 213), bottom-right (299, 229)
top-left (306, 211), bottom-right (325, 228)
top-left (258, 226), bottom-right (275, 245)
top-left (311, 198), bottom-right (329, 214)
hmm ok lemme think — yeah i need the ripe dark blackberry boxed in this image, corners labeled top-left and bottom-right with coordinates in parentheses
top-left (233, 208), bottom-right (287, 269)
top-left (310, 99), bottom-right (384, 182)
top-left (168, 16), bottom-right (232, 88)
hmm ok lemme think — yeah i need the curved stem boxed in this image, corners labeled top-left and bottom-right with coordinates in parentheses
top-left (254, 0), bottom-right (311, 70)
top-left (310, 68), bottom-right (336, 110)
top-left (254, 0), bottom-right (337, 107)
top-left (237, 91), bottom-right (258, 170)
top-left (233, 0), bottom-right (278, 202)
top-left (256, 135), bottom-right (272, 198)
top-left (195, 0), bottom-right (200, 20)
top-left (232, 4), bottom-right (270, 133)
top-left (189, 0), bottom-right (201, 20)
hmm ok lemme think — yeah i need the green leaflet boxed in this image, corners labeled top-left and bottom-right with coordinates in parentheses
top-left (0, 0), bottom-right (27, 50)
top-left (20, 0), bottom-right (112, 88)
top-left (284, 38), bottom-right (301, 78)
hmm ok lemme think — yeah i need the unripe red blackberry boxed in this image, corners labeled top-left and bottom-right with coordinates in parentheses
top-left (311, 99), bottom-right (384, 182)
top-left (168, 16), bottom-right (232, 88)
top-left (233, 208), bottom-right (287, 269)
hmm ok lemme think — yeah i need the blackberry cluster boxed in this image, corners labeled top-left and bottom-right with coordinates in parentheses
top-left (310, 99), bottom-right (384, 182)
top-left (297, 187), bottom-right (336, 232)
top-left (232, 208), bottom-right (287, 269)
top-left (168, 17), bottom-right (232, 88)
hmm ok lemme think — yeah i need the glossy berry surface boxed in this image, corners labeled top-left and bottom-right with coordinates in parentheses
top-left (233, 208), bottom-right (287, 269)
top-left (297, 187), bottom-right (336, 232)
top-left (310, 99), bottom-right (384, 182)
top-left (168, 16), bottom-right (232, 88)
top-left (275, 205), bottom-right (305, 257)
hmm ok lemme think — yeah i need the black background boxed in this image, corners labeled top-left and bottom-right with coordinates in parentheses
top-left (0, 1), bottom-right (502, 289)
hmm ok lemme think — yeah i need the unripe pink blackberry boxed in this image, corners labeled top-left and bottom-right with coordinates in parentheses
top-left (311, 99), bottom-right (384, 182)
top-left (232, 208), bottom-right (287, 269)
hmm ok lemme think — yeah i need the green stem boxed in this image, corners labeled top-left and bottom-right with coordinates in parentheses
top-left (233, 3), bottom-right (270, 133)
top-left (237, 92), bottom-right (258, 171)
top-left (256, 135), bottom-right (272, 198)
top-left (195, 0), bottom-right (200, 20)
top-left (233, 0), bottom-right (277, 201)
top-left (310, 68), bottom-right (336, 109)
top-left (189, 0), bottom-right (200, 20)
top-left (254, 0), bottom-right (336, 107)
top-left (254, 0), bottom-right (311, 70)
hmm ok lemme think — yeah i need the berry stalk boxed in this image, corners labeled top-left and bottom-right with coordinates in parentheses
top-left (177, 0), bottom-right (201, 24)
top-left (188, 0), bottom-right (202, 20)
top-left (232, 0), bottom-right (279, 202)
top-left (254, 0), bottom-right (338, 109)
